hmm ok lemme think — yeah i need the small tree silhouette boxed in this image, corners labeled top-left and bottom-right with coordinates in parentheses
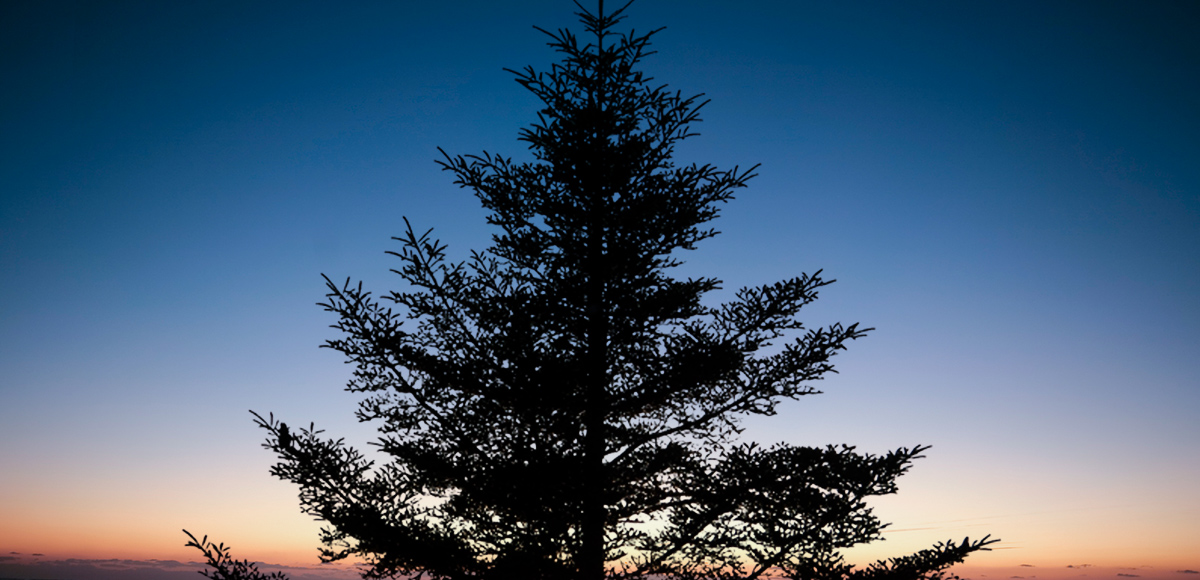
top-left (193, 3), bottom-right (995, 579)
top-left (183, 530), bottom-right (288, 580)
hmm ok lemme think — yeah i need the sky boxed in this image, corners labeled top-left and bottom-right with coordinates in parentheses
top-left (1, 0), bottom-right (1197, 579)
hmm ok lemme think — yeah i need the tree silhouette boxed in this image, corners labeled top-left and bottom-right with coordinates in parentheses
top-left (219, 3), bottom-right (995, 580)
top-left (183, 530), bottom-right (288, 580)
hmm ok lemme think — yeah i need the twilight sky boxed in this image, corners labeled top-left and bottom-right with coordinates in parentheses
top-left (2, 1), bottom-right (1198, 578)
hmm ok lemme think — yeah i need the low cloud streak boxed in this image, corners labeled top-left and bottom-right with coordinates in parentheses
top-left (0, 555), bottom-right (360, 580)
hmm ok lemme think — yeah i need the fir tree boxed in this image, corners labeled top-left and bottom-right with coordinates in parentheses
top-left (247, 3), bottom-right (995, 579)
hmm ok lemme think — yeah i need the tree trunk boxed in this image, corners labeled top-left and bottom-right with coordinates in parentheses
top-left (581, 185), bottom-right (609, 580)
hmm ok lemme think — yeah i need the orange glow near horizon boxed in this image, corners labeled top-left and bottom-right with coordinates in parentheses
top-left (3, 461), bottom-right (1196, 570)
top-left (5, 515), bottom-right (1196, 572)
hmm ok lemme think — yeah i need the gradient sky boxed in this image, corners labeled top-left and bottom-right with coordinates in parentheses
top-left (2, 0), bottom-right (1198, 577)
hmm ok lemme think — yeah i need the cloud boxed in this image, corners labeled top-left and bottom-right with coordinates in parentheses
top-left (1022, 565), bottom-right (1035, 568)
top-left (0, 557), bottom-right (362, 580)
top-left (1178, 572), bottom-right (1199, 575)
top-left (63, 558), bottom-right (195, 570)
top-left (1117, 575), bottom-right (1140, 578)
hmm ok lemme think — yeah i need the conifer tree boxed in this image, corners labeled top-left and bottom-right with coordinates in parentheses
top-left (249, 3), bottom-right (995, 579)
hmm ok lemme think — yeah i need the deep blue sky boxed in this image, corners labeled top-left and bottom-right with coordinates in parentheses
top-left (1, 0), bottom-right (1197, 568)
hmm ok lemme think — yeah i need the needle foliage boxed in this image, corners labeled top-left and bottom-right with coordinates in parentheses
top-left (235, 3), bottom-right (994, 579)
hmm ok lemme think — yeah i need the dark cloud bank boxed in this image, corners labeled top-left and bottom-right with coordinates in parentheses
top-left (0, 556), bottom-right (357, 580)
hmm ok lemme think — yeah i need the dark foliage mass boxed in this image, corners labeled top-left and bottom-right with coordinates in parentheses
top-left (190, 2), bottom-right (993, 579)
